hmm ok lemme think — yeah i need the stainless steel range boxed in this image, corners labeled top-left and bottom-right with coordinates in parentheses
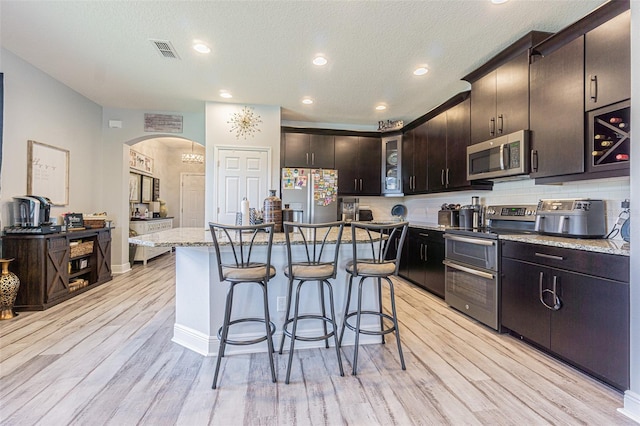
top-left (443, 204), bottom-right (537, 330)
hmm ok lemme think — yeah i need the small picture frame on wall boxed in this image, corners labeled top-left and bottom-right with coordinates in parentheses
top-left (141, 175), bottom-right (153, 202)
top-left (129, 172), bottom-right (141, 202)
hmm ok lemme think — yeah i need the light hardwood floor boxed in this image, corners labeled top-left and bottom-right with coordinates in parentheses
top-left (0, 253), bottom-right (633, 425)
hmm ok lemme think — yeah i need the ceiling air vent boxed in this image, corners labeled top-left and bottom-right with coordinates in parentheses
top-left (149, 39), bottom-right (180, 59)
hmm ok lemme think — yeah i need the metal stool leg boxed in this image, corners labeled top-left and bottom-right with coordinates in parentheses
top-left (338, 274), bottom-right (355, 347)
top-left (261, 280), bottom-right (277, 382)
top-left (386, 277), bottom-right (406, 370)
top-left (378, 277), bottom-right (385, 344)
top-left (279, 278), bottom-right (294, 355)
top-left (213, 283), bottom-right (235, 389)
top-left (319, 280), bottom-right (329, 349)
top-left (285, 281), bottom-right (304, 384)
top-left (325, 279), bottom-right (344, 377)
top-left (352, 276), bottom-right (366, 376)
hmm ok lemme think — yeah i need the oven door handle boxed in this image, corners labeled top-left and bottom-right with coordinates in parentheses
top-left (443, 260), bottom-right (495, 280)
top-left (444, 234), bottom-right (496, 246)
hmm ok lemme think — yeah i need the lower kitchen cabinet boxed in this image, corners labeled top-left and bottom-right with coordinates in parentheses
top-left (399, 228), bottom-right (445, 298)
top-left (501, 240), bottom-right (629, 391)
top-left (130, 218), bottom-right (173, 265)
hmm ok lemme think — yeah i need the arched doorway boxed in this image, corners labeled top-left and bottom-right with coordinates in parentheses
top-left (125, 136), bottom-right (205, 265)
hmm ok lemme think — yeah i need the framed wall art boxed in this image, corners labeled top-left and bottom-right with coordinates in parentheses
top-left (141, 175), bottom-right (153, 202)
top-left (27, 140), bottom-right (69, 206)
top-left (129, 172), bottom-right (141, 202)
top-left (129, 148), bottom-right (153, 174)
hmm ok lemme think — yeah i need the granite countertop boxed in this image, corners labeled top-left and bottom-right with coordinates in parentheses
top-left (129, 226), bottom-right (382, 248)
top-left (499, 234), bottom-right (629, 256)
top-left (130, 217), bottom-right (174, 221)
top-left (405, 221), bottom-right (629, 256)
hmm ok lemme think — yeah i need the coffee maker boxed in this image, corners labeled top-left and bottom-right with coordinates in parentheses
top-left (340, 197), bottom-right (359, 222)
top-left (12, 195), bottom-right (52, 227)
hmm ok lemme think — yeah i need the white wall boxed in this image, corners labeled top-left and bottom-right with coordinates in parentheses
top-left (0, 49), bottom-right (103, 229)
top-left (204, 102), bottom-right (281, 223)
top-left (622, 0), bottom-right (639, 421)
top-left (101, 107), bottom-right (205, 272)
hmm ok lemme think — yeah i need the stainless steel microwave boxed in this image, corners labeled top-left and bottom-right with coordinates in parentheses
top-left (467, 130), bottom-right (529, 180)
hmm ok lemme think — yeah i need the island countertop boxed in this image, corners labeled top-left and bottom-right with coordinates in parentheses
top-left (128, 226), bottom-right (385, 248)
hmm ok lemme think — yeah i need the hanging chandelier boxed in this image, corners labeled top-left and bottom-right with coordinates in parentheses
top-left (181, 142), bottom-right (204, 164)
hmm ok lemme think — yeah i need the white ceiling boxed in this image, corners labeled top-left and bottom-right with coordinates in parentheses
top-left (0, 0), bottom-right (606, 129)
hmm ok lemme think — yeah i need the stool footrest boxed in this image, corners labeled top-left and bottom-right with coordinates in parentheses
top-left (282, 314), bottom-right (337, 342)
top-left (217, 318), bottom-right (276, 346)
top-left (343, 311), bottom-right (396, 336)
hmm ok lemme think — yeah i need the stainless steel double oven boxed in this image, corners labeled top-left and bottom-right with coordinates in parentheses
top-left (444, 205), bottom-right (537, 331)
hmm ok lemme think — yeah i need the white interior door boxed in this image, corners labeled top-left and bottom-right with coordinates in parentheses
top-left (180, 173), bottom-right (205, 227)
top-left (216, 148), bottom-right (269, 224)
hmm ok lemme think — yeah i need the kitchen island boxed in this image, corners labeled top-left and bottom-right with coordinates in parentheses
top-left (129, 227), bottom-right (385, 356)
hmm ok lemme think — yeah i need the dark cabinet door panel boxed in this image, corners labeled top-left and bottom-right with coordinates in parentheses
top-left (529, 36), bottom-right (584, 178)
top-left (495, 52), bottom-right (530, 136)
top-left (283, 133), bottom-right (310, 168)
top-left (309, 134), bottom-right (335, 169)
top-left (335, 136), bottom-right (359, 194)
top-left (470, 70), bottom-right (497, 144)
top-left (585, 10), bottom-right (630, 111)
top-left (550, 272), bottom-right (629, 389)
top-left (427, 112), bottom-right (447, 192)
top-left (501, 258), bottom-right (551, 347)
top-left (358, 136), bottom-right (382, 195)
top-left (446, 98), bottom-right (471, 188)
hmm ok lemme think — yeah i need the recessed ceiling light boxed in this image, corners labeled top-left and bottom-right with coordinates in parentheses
top-left (491, 0), bottom-right (509, 4)
top-left (193, 42), bottom-right (211, 54)
top-left (413, 67), bottom-right (429, 76)
top-left (376, 105), bottom-right (387, 111)
top-left (313, 56), bottom-right (328, 66)
top-left (302, 98), bottom-right (314, 105)
top-left (219, 90), bottom-right (232, 99)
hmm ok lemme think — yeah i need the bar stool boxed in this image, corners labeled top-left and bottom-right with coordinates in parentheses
top-left (208, 222), bottom-right (277, 389)
top-left (279, 221), bottom-right (345, 384)
top-left (338, 221), bottom-right (408, 375)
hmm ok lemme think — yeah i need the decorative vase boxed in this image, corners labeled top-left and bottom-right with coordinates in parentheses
top-left (0, 258), bottom-right (20, 320)
top-left (263, 190), bottom-right (282, 232)
top-left (158, 199), bottom-right (168, 218)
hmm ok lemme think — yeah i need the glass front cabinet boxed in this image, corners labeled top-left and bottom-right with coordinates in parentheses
top-left (381, 134), bottom-right (402, 195)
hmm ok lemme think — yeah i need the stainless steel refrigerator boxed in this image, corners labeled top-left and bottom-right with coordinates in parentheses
top-left (281, 168), bottom-right (338, 224)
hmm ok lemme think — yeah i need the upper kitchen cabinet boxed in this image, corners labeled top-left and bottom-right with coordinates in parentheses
top-left (529, 0), bottom-right (630, 183)
top-left (529, 36), bottom-right (585, 179)
top-left (335, 135), bottom-right (381, 195)
top-left (382, 134), bottom-right (403, 196)
top-left (428, 96), bottom-right (472, 191)
top-left (585, 10), bottom-right (630, 112)
top-left (402, 126), bottom-right (427, 195)
top-left (282, 132), bottom-right (335, 169)
top-left (463, 31), bottom-right (551, 145)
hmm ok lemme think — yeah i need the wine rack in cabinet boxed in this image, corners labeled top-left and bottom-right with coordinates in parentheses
top-left (587, 100), bottom-right (630, 173)
top-left (2, 228), bottom-right (112, 311)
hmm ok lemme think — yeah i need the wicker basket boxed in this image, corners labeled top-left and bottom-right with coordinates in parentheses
top-left (70, 241), bottom-right (94, 258)
top-left (84, 219), bottom-right (105, 229)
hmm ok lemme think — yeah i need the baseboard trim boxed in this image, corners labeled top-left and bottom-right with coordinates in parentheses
top-left (619, 390), bottom-right (640, 423)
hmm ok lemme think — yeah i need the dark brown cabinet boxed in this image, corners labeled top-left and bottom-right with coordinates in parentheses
top-left (402, 124), bottom-right (428, 194)
top-left (399, 228), bottom-right (445, 298)
top-left (529, 36), bottom-right (585, 179)
top-left (584, 10), bottom-right (630, 112)
top-left (427, 98), bottom-right (471, 191)
top-left (3, 228), bottom-right (112, 311)
top-left (283, 132), bottom-right (334, 169)
top-left (469, 52), bottom-right (530, 144)
top-left (501, 240), bottom-right (629, 391)
top-left (334, 135), bottom-right (381, 195)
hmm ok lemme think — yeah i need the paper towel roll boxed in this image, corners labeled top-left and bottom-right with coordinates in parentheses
top-left (241, 198), bottom-right (250, 226)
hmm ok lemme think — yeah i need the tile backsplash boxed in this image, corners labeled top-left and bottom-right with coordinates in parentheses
top-left (358, 176), bottom-right (630, 240)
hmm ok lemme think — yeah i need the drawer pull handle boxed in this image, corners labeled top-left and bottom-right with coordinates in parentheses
top-left (534, 252), bottom-right (564, 261)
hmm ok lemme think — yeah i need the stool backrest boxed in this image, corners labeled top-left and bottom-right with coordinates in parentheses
top-left (208, 222), bottom-right (275, 282)
top-left (283, 221), bottom-right (345, 278)
top-left (349, 221), bottom-right (408, 276)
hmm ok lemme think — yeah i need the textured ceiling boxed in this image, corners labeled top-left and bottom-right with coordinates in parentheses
top-left (0, 0), bottom-right (606, 129)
